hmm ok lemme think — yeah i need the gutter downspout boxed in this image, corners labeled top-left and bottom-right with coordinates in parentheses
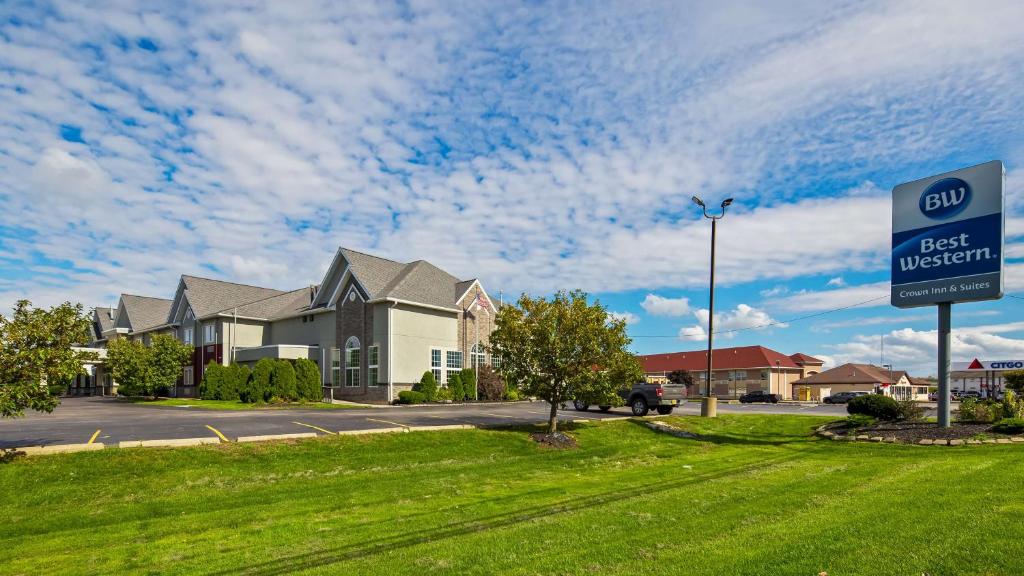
top-left (387, 300), bottom-right (398, 404)
top-left (232, 307), bottom-right (237, 365)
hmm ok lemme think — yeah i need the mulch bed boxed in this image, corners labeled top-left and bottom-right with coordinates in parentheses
top-left (530, 432), bottom-right (578, 449)
top-left (825, 420), bottom-right (1005, 443)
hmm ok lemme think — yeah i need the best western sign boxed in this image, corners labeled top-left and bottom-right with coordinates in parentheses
top-left (891, 160), bottom-right (1005, 308)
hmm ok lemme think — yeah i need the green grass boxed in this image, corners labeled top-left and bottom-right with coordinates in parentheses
top-left (3, 415), bottom-right (1023, 575)
top-left (123, 397), bottom-right (367, 410)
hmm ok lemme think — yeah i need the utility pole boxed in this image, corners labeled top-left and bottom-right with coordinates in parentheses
top-left (692, 195), bottom-right (733, 418)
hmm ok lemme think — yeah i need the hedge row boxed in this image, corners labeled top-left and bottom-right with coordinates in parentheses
top-left (200, 358), bottom-right (322, 403)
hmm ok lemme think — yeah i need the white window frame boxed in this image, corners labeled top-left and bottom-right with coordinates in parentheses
top-left (182, 327), bottom-right (193, 345)
top-left (345, 336), bottom-right (361, 387)
top-left (446, 350), bottom-right (463, 383)
top-left (431, 347), bottom-right (443, 383)
top-left (183, 367), bottom-right (193, 387)
top-left (203, 323), bottom-right (216, 344)
top-left (470, 343), bottom-right (486, 369)
top-left (330, 347), bottom-right (342, 387)
top-left (368, 345), bottom-right (379, 386)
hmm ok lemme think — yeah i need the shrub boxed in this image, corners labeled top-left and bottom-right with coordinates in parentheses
top-left (241, 358), bottom-right (275, 403)
top-left (199, 362), bottom-right (226, 400)
top-left (448, 373), bottom-right (464, 402)
top-left (895, 399), bottom-right (925, 421)
top-left (1001, 389), bottom-right (1024, 419)
top-left (992, 418), bottom-right (1024, 435)
top-left (414, 371), bottom-right (438, 402)
top-left (270, 360), bottom-right (298, 401)
top-left (958, 397), bottom-right (1001, 423)
top-left (460, 368), bottom-right (477, 401)
top-left (847, 394), bottom-right (900, 421)
top-left (478, 365), bottom-right (505, 400)
top-left (505, 386), bottom-right (522, 401)
top-left (398, 390), bottom-right (426, 404)
top-left (294, 358), bottom-right (321, 401)
top-left (1005, 370), bottom-right (1024, 393)
top-left (434, 385), bottom-right (451, 402)
top-left (223, 363), bottom-right (250, 401)
top-left (844, 414), bottom-right (876, 429)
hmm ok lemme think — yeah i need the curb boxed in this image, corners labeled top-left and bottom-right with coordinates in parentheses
top-left (236, 433), bottom-right (317, 443)
top-left (407, 424), bottom-right (475, 432)
top-left (15, 443), bottom-right (106, 455)
top-left (337, 427), bottom-right (407, 435)
top-left (815, 424), bottom-right (1024, 446)
top-left (119, 437), bottom-right (221, 448)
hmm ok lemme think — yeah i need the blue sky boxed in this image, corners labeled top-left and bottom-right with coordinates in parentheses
top-left (0, 0), bottom-right (1022, 375)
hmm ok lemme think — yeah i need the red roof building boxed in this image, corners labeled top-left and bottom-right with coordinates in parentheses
top-left (638, 345), bottom-right (824, 400)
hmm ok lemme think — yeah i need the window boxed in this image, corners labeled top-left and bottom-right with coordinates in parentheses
top-left (470, 343), bottom-right (486, 369)
top-left (345, 336), bottom-right (360, 387)
top-left (446, 350), bottom-right (463, 382)
top-left (368, 345), bottom-right (379, 386)
top-left (431, 348), bottom-right (443, 383)
top-left (203, 324), bottom-right (216, 344)
top-left (330, 348), bottom-right (341, 387)
top-left (183, 328), bottom-right (193, 345)
top-left (735, 370), bottom-right (747, 380)
top-left (183, 367), bottom-right (193, 387)
top-left (491, 354), bottom-right (501, 370)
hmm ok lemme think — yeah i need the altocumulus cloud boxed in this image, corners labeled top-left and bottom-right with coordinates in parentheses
top-left (0, 0), bottom-right (1023, 317)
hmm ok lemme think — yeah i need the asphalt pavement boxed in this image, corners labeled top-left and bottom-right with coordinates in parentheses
top-left (0, 396), bottom-right (852, 449)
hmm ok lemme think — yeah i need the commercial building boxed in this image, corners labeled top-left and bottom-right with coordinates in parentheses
top-left (951, 358), bottom-right (1024, 398)
top-left (638, 346), bottom-right (824, 400)
top-left (77, 247), bottom-right (499, 403)
top-left (792, 363), bottom-right (929, 402)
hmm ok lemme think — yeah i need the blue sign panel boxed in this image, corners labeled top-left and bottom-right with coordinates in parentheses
top-left (891, 161), bottom-right (1004, 308)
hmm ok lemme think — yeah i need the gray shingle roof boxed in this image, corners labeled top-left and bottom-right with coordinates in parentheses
top-left (181, 276), bottom-right (286, 319)
top-left (340, 248), bottom-right (407, 297)
top-left (376, 260), bottom-right (463, 310)
top-left (225, 286), bottom-right (317, 320)
top-left (120, 295), bottom-right (173, 332)
top-left (92, 307), bottom-right (116, 340)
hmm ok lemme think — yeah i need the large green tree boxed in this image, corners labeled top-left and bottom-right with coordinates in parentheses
top-left (106, 334), bottom-right (192, 397)
top-left (1005, 370), bottom-right (1024, 393)
top-left (488, 290), bottom-right (642, 434)
top-left (0, 300), bottom-right (95, 418)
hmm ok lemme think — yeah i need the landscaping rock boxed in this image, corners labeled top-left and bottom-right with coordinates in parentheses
top-left (933, 439), bottom-right (948, 446)
top-left (918, 439), bottom-right (933, 445)
top-left (1011, 437), bottom-right (1024, 443)
top-left (996, 438), bottom-right (1011, 444)
top-left (530, 432), bottom-right (578, 449)
top-left (967, 439), bottom-right (982, 445)
top-left (983, 439), bottom-right (997, 444)
top-left (855, 435), bottom-right (869, 441)
top-left (643, 421), bottom-right (703, 441)
top-left (949, 439), bottom-right (964, 446)
top-left (870, 437), bottom-right (883, 442)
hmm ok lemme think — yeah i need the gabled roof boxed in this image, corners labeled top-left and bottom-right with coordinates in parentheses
top-left (119, 295), bottom-right (173, 332)
top-left (91, 307), bottom-right (116, 340)
top-left (789, 352), bottom-right (825, 365)
top-left (180, 275), bottom-right (286, 319)
top-left (218, 286), bottom-right (318, 321)
top-left (340, 248), bottom-right (407, 297)
top-left (639, 345), bottom-right (801, 373)
top-left (793, 363), bottom-right (910, 386)
top-left (375, 260), bottom-right (462, 310)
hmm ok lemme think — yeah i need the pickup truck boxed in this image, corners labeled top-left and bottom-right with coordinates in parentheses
top-left (572, 382), bottom-right (687, 416)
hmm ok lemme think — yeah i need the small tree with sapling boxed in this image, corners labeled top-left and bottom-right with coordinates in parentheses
top-left (460, 368), bottom-right (477, 401)
top-left (242, 358), bottom-right (275, 403)
top-left (488, 290), bottom-right (642, 435)
top-left (107, 334), bottom-right (192, 398)
top-left (294, 358), bottom-right (322, 401)
top-left (414, 370), bottom-right (438, 402)
top-left (270, 360), bottom-right (297, 401)
top-left (448, 372), bottom-right (465, 402)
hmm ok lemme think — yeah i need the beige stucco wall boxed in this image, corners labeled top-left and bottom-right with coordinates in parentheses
top-left (373, 303), bottom-right (390, 385)
top-left (390, 304), bottom-right (458, 384)
top-left (269, 313), bottom-right (334, 346)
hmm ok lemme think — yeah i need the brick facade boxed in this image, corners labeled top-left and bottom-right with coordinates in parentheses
top-left (456, 283), bottom-right (495, 369)
top-left (333, 283), bottom-right (389, 402)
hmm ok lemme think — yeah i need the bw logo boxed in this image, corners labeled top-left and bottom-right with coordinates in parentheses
top-left (919, 177), bottom-right (971, 220)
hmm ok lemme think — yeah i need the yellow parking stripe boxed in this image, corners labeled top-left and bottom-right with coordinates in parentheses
top-left (205, 425), bottom-right (230, 442)
top-left (87, 429), bottom-right (101, 444)
top-left (425, 413), bottom-right (473, 424)
top-left (365, 417), bottom-right (409, 428)
top-left (292, 421), bottom-right (335, 435)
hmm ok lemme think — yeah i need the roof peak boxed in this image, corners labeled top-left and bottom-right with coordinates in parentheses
top-left (181, 274), bottom-right (284, 292)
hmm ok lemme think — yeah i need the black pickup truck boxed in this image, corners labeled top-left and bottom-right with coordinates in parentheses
top-left (572, 382), bottom-right (687, 416)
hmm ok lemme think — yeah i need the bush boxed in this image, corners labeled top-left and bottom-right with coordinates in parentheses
top-left (460, 368), bottom-right (477, 401)
top-left (505, 386), bottom-right (522, 401)
top-left (414, 371), bottom-right (438, 402)
top-left (224, 363), bottom-right (250, 401)
top-left (199, 362), bottom-right (226, 400)
top-left (958, 397), bottom-right (1001, 423)
top-left (992, 418), bottom-right (1024, 434)
top-left (1001, 389), bottom-right (1024, 419)
top-left (294, 358), bottom-right (321, 401)
top-left (434, 385), bottom-right (451, 402)
top-left (478, 365), bottom-right (505, 401)
top-left (398, 390), bottom-right (426, 404)
top-left (895, 399), bottom-right (925, 421)
top-left (847, 394), bottom-right (900, 421)
top-left (270, 360), bottom-right (297, 401)
top-left (241, 358), bottom-right (275, 403)
top-left (844, 414), bottom-right (876, 429)
top-left (448, 373), bottom-right (464, 402)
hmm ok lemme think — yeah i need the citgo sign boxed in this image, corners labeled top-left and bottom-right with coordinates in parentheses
top-left (891, 161), bottom-right (1005, 308)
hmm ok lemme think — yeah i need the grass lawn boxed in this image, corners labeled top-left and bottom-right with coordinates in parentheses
top-left (3, 415), bottom-right (1023, 575)
top-left (123, 398), bottom-right (368, 410)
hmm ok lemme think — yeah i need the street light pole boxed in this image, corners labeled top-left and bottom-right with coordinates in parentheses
top-left (692, 195), bottom-right (733, 418)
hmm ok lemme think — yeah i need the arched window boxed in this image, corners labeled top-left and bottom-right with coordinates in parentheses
top-left (471, 343), bottom-right (486, 369)
top-left (345, 336), bottom-right (360, 387)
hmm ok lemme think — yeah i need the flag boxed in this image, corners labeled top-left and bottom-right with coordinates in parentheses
top-left (473, 293), bottom-right (489, 310)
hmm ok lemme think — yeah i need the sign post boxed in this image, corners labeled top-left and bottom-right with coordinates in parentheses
top-left (891, 160), bottom-right (1004, 427)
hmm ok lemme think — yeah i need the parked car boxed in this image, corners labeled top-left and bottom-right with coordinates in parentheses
top-left (739, 390), bottom-right (781, 404)
top-left (573, 382), bottom-right (686, 416)
top-left (960, 390), bottom-right (982, 400)
top-left (928, 391), bottom-right (954, 402)
top-left (823, 391), bottom-right (869, 404)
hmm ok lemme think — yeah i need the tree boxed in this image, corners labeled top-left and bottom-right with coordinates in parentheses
top-left (294, 358), bottom-right (321, 401)
top-left (242, 358), bottom-right (275, 403)
top-left (0, 300), bottom-right (95, 418)
top-left (224, 363), bottom-right (251, 401)
top-left (1005, 370), bottom-right (1024, 393)
top-left (199, 362), bottom-right (226, 400)
top-left (478, 365), bottom-right (505, 400)
top-left (667, 370), bottom-right (695, 394)
top-left (460, 368), bottom-right (477, 401)
top-left (414, 370), bottom-right (438, 402)
top-left (107, 334), bottom-right (191, 397)
top-left (448, 372), bottom-right (464, 402)
top-left (270, 360), bottom-right (297, 401)
top-left (489, 290), bottom-right (642, 434)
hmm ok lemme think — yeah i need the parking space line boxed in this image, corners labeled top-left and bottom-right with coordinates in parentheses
top-left (482, 412), bottom-right (519, 419)
top-left (366, 417), bottom-right (409, 429)
top-left (424, 414), bottom-right (474, 425)
top-left (87, 429), bottom-right (101, 444)
top-left (205, 425), bottom-right (230, 442)
top-left (293, 421), bottom-right (336, 435)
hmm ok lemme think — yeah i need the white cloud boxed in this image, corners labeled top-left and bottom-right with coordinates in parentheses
top-left (640, 294), bottom-right (691, 317)
top-left (768, 281), bottom-right (891, 313)
top-left (608, 311), bottom-right (640, 325)
top-left (678, 304), bottom-right (786, 341)
top-left (826, 276), bottom-right (845, 287)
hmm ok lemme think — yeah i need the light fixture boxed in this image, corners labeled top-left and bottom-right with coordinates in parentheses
top-left (691, 195), bottom-right (705, 207)
top-left (721, 198), bottom-right (733, 208)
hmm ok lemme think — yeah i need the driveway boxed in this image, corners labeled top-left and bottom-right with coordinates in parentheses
top-left (0, 396), bottom-right (851, 449)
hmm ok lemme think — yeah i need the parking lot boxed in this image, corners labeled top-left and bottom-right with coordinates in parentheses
top-left (0, 397), bottom-right (857, 449)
